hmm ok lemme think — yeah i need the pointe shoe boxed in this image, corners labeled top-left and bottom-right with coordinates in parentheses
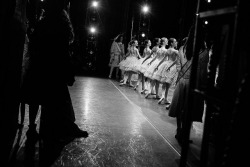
top-left (119, 79), bottom-right (124, 83)
top-left (166, 104), bottom-right (171, 110)
top-left (145, 92), bottom-right (151, 98)
top-left (158, 97), bottom-right (165, 104)
top-left (119, 83), bottom-right (125, 86)
top-left (133, 85), bottom-right (138, 90)
top-left (163, 99), bottom-right (171, 105)
top-left (128, 83), bottom-right (134, 87)
top-left (108, 75), bottom-right (111, 79)
top-left (140, 89), bottom-right (146, 94)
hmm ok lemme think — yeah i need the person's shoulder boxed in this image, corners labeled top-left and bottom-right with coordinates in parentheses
top-left (169, 48), bottom-right (178, 53)
top-left (174, 49), bottom-right (179, 54)
top-left (152, 46), bottom-right (158, 51)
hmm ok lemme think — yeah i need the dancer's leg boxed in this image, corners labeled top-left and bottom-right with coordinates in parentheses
top-left (115, 67), bottom-right (119, 79)
top-left (120, 71), bottom-right (128, 85)
top-left (164, 83), bottom-right (171, 104)
top-left (158, 83), bottom-right (166, 103)
top-left (145, 80), bottom-right (155, 98)
top-left (109, 66), bottom-right (114, 78)
top-left (141, 74), bottom-right (145, 90)
top-left (155, 81), bottom-right (160, 98)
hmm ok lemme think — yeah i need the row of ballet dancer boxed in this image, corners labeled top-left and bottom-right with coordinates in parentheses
top-left (115, 37), bottom-right (183, 108)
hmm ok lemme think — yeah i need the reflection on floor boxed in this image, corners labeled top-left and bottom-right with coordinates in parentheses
top-left (11, 76), bottom-right (204, 167)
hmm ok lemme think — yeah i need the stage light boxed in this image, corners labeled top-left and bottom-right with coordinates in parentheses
top-left (92, 1), bottom-right (99, 8)
top-left (205, 21), bottom-right (208, 24)
top-left (141, 33), bottom-right (145, 37)
top-left (89, 27), bottom-right (97, 34)
top-left (142, 5), bottom-right (149, 14)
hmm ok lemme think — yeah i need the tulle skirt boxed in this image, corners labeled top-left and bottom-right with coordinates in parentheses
top-left (140, 57), bottom-right (153, 74)
top-left (144, 59), bottom-right (161, 79)
top-left (133, 57), bottom-right (147, 73)
top-left (151, 60), bottom-right (177, 83)
top-left (119, 56), bottom-right (139, 72)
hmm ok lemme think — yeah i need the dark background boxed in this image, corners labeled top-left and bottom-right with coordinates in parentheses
top-left (68, 0), bottom-right (196, 77)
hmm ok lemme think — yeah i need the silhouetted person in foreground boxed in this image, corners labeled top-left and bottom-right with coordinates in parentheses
top-left (23, 0), bottom-right (88, 165)
top-left (168, 25), bottom-right (209, 145)
top-left (28, 0), bottom-right (88, 138)
top-left (0, 0), bottom-right (28, 166)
